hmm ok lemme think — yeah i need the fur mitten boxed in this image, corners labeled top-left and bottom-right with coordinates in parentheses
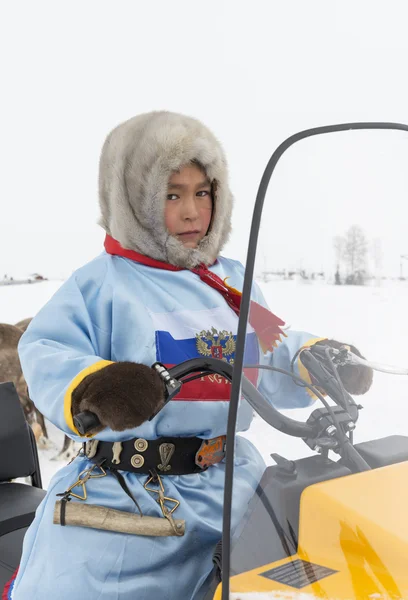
top-left (313, 339), bottom-right (373, 395)
top-left (71, 362), bottom-right (165, 433)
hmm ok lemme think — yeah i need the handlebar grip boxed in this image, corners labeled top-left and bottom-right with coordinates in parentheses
top-left (73, 411), bottom-right (101, 435)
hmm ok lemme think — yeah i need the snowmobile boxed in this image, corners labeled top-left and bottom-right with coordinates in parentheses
top-left (2, 121), bottom-right (408, 599)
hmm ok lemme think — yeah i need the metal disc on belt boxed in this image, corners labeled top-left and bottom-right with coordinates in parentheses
top-left (130, 454), bottom-right (145, 468)
top-left (134, 439), bottom-right (148, 452)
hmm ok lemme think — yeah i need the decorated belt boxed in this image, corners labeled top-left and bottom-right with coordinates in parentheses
top-left (83, 435), bottom-right (226, 475)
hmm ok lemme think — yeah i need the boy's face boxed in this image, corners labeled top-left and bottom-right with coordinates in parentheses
top-left (165, 164), bottom-right (213, 249)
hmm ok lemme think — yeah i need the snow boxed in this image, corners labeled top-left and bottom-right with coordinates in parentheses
top-left (1, 278), bottom-right (408, 488)
top-left (0, 279), bottom-right (63, 324)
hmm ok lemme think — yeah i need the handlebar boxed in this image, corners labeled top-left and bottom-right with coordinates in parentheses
top-left (72, 357), bottom-right (317, 439)
top-left (71, 354), bottom-right (374, 473)
top-left (72, 346), bottom-right (379, 442)
top-left (73, 411), bottom-right (101, 436)
top-left (299, 347), bottom-right (359, 420)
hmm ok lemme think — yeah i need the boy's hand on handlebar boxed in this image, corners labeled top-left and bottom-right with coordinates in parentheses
top-left (313, 339), bottom-right (373, 395)
top-left (71, 362), bottom-right (165, 433)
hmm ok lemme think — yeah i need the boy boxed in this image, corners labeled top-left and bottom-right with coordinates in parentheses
top-left (11, 111), bottom-right (372, 599)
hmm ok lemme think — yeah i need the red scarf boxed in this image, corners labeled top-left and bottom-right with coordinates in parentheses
top-left (104, 234), bottom-right (285, 352)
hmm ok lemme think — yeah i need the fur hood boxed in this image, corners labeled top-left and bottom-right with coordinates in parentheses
top-left (98, 111), bottom-right (233, 268)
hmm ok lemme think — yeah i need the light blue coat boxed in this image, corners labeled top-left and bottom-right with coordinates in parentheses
top-left (12, 253), bottom-right (317, 600)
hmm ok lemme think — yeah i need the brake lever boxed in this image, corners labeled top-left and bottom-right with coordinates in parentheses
top-left (148, 362), bottom-right (182, 421)
top-left (300, 348), bottom-right (357, 418)
top-left (309, 344), bottom-right (349, 367)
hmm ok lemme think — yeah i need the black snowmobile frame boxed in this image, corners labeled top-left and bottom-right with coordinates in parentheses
top-left (2, 122), bottom-right (408, 599)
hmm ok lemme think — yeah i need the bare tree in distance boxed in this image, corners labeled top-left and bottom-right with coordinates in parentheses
top-left (343, 225), bottom-right (368, 285)
top-left (333, 235), bottom-right (345, 285)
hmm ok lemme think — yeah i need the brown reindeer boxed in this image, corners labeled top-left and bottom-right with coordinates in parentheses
top-left (12, 318), bottom-right (48, 442)
top-left (0, 319), bottom-right (78, 460)
top-left (0, 321), bottom-right (44, 441)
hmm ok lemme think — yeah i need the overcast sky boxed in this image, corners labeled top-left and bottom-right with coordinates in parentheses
top-left (1, 0), bottom-right (408, 278)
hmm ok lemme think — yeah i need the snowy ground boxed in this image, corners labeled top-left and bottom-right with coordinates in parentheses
top-left (1, 278), bottom-right (407, 488)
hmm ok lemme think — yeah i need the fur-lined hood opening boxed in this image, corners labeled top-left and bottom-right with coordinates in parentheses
top-left (98, 111), bottom-right (233, 268)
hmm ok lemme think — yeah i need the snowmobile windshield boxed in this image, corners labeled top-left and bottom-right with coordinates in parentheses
top-left (220, 124), bottom-right (408, 600)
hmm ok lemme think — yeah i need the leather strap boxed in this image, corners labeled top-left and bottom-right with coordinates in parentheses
top-left (87, 436), bottom-right (225, 476)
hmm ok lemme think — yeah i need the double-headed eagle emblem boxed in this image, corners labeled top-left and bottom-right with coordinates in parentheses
top-left (195, 327), bottom-right (235, 363)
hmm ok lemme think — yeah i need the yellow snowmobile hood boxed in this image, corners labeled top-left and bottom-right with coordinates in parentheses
top-left (215, 460), bottom-right (408, 599)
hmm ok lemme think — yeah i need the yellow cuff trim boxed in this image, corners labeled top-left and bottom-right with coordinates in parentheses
top-left (297, 337), bottom-right (327, 399)
top-left (64, 360), bottom-right (114, 437)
